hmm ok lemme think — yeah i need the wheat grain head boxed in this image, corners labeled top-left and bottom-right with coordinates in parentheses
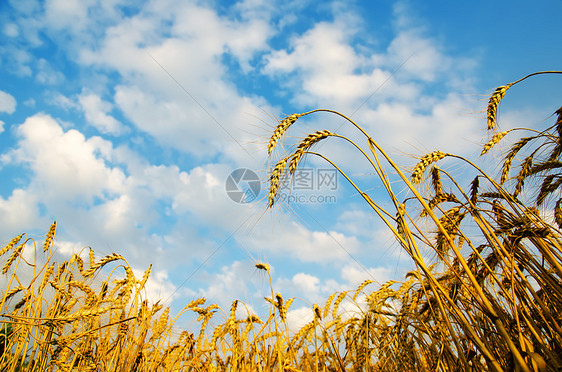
top-left (487, 84), bottom-right (512, 130)
top-left (288, 130), bottom-right (333, 175)
top-left (411, 151), bottom-right (447, 184)
top-left (268, 113), bottom-right (303, 155)
top-left (0, 233), bottom-right (24, 257)
top-left (268, 156), bottom-right (289, 208)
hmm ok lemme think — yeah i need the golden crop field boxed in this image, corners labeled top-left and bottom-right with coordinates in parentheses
top-left (1, 71), bottom-right (561, 371)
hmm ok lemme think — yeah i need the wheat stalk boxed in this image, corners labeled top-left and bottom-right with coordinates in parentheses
top-left (288, 130), bottom-right (333, 175)
top-left (138, 264), bottom-right (151, 290)
top-left (283, 298), bottom-right (294, 322)
top-left (275, 293), bottom-right (285, 321)
top-left (186, 297), bottom-right (207, 309)
top-left (268, 113), bottom-right (304, 155)
top-left (513, 154), bottom-right (533, 197)
top-left (486, 71), bottom-right (562, 131)
top-left (501, 137), bottom-right (533, 184)
top-left (150, 307), bottom-right (170, 342)
top-left (481, 131), bottom-right (509, 155)
top-left (0, 233), bottom-right (24, 257)
top-left (469, 176), bottom-right (480, 204)
top-left (268, 156), bottom-right (289, 208)
top-left (43, 221), bottom-right (57, 252)
top-left (555, 198), bottom-right (562, 228)
top-left (421, 193), bottom-right (461, 218)
top-left (332, 291), bottom-right (348, 320)
top-left (411, 151), bottom-right (447, 184)
top-left (537, 175), bottom-right (562, 206)
top-left (430, 165), bottom-right (443, 194)
top-left (353, 280), bottom-right (374, 302)
top-left (313, 304), bottom-right (322, 320)
top-left (323, 292), bottom-right (337, 319)
top-left (82, 253), bottom-right (125, 277)
top-left (2, 240), bottom-right (26, 275)
top-left (3, 286), bottom-right (25, 301)
top-left (487, 85), bottom-right (512, 130)
top-left (255, 262), bottom-right (270, 273)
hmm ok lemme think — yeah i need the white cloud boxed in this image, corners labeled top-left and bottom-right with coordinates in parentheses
top-left (6, 114), bottom-right (125, 201)
top-left (6, 48), bottom-right (33, 77)
top-left (292, 272), bottom-right (320, 294)
top-left (203, 261), bottom-right (256, 305)
top-left (261, 3), bottom-right (480, 167)
top-left (264, 18), bottom-right (357, 75)
top-left (139, 268), bottom-right (179, 305)
top-left (286, 306), bottom-right (314, 332)
top-left (271, 271), bottom-right (341, 306)
top-left (378, 29), bottom-right (450, 82)
top-left (44, 0), bottom-right (96, 32)
top-left (78, 91), bottom-right (125, 135)
top-left (264, 18), bottom-right (372, 107)
top-left (48, 92), bottom-right (79, 111)
top-left (114, 84), bottom-right (222, 155)
top-left (247, 219), bottom-right (360, 262)
top-left (35, 58), bottom-right (64, 85)
top-left (357, 93), bottom-right (481, 155)
top-left (0, 188), bottom-right (42, 233)
top-left (0, 112), bottom-right (271, 308)
top-left (341, 264), bottom-right (393, 287)
top-left (0, 90), bottom-right (16, 114)
top-left (54, 240), bottom-right (86, 256)
top-left (3, 23), bottom-right (19, 37)
top-left (23, 98), bottom-right (35, 107)
top-left (75, 1), bottom-right (275, 159)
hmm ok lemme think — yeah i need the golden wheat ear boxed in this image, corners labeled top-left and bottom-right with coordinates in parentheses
top-left (411, 151), bottom-right (447, 184)
top-left (486, 71), bottom-right (562, 131)
top-left (255, 262), bottom-right (270, 272)
top-left (0, 233), bottom-right (24, 257)
top-left (481, 130), bottom-right (508, 155)
top-left (268, 156), bottom-right (289, 208)
top-left (288, 130), bottom-right (333, 175)
top-left (267, 113), bottom-right (303, 155)
top-left (43, 221), bottom-right (57, 252)
top-left (486, 84), bottom-right (512, 130)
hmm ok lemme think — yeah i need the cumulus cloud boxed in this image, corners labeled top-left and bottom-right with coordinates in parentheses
top-left (292, 272), bottom-right (320, 293)
top-left (341, 264), bottom-right (393, 287)
top-left (78, 90), bottom-right (125, 135)
top-left (204, 261), bottom-right (254, 303)
top-left (286, 306), bottom-right (314, 332)
top-left (246, 219), bottom-right (360, 262)
top-left (262, 2), bottom-right (480, 165)
top-left (0, 90), bottom-right (16, 114)
top-left (5, 113), bottom-right (125, 201)
top-left (74, 1), bottom-right (276, 159)
top-left (35, 58), bottom-right (64, 85)
top-left (44, 0), bottom-right (97, 33)
top-left (3, 23), bottom-right (19, 37)
top-left (0, 188), bottom-right (42, 233)
top-left (139, 268), bottom-right (179, 305)
top-left (263, 17), bottom-right (383, 107)
top-left (0, 113), bottom-right (271, 309)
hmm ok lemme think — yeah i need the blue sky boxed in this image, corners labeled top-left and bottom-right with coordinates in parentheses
top-left (1, 0), bottom-right (561, 327)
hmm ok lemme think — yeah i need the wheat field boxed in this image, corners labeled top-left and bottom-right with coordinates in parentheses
top-left (1, 71), bottom-right (561, 371)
